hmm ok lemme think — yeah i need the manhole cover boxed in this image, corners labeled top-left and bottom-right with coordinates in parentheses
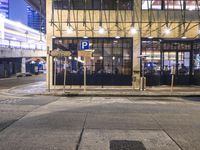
top-left (110, 140), bottom-right (146, 150)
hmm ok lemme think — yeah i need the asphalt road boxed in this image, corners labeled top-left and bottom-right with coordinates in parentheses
top-left (0, 96), bottom-right (199, 150)
top-left (0, 74), bottom-right (46, 90)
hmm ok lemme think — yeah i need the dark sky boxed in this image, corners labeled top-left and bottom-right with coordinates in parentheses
top-left (9, 0), bottom-right (27, 25)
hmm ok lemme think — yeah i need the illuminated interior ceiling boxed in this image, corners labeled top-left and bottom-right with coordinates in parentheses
top-left (142, 0), bottom-right (199, 10)
top-left (25, 0), bottom-right (46, 17)
top-left (0, 17), bottom-right (46, 43)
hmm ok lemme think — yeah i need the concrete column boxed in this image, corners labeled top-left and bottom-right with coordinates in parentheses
top-left (21, 58), bottom-right (26, 74)
top-left (46, 0), bottom-right (53, 89)
top-left (132, 0), bottom-right (142, 89)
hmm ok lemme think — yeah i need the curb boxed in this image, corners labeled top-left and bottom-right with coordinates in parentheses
top-left (33, 92), bottom-right (200, 97)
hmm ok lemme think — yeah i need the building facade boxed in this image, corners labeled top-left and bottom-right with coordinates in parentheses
top-left (0, 0), bottom-right (9, 18)
top-left (27, 5), bottom-right (46, 33)
top-left (46, 0), bottom-right (200, 89)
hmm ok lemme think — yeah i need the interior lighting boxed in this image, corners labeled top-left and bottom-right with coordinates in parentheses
top-left (115, 35), bottom-right (120, 39)
top-left (83, 35), bottom-right (88, 39)
top-left (66, 25), bottom-right (74, 34)
top-left (99, 56), bottom-right (103, 60)
top-left (164, 27), bottom-right (171, 35)
top-left (130, 26), bottom-right (137, 35)
top-left (148, 36), bottom-right (153, 39)
top-left (53, 58), bottom-right (58, 62)
top-left (181, 36), bottom-right (187, 39)
top-left (98, 26), bottom-right (105, 34)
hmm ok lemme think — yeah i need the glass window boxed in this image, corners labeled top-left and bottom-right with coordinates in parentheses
top-left (142, 0), bottom-right (162, 10)
top-left (141, 39), bottom-right (161, 75)
top-left (119, 0), bottom-right (133, 10)
top-left (142, 0), bottom-right (200, 10)
top-left (53, 0), bottom-right (132, 10)
top-left (52, 37), bottom-right (133, 85)
top-left (103, 0), bottom-right (116, 10)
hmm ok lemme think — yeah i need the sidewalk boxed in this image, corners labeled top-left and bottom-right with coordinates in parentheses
top-left (4, 81), bottom-right (200, 97)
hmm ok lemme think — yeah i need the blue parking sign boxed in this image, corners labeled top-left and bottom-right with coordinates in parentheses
top-left (81, 41), bottom-right (89, 50)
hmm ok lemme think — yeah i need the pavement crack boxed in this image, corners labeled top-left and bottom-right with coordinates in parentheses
top-left (151, 115), bottom-right (184, 150)
top-left (76, 113), bottom-right (88, 150)
top-left (162, 129), bottom-right (184, 150)
top-left (0, 116), bottom-right (25, 134)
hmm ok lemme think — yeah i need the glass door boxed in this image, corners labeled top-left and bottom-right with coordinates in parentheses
top-left (177, 51), bottom-right (190, 84)
top-left (161, 51), bottom-right (176, 85)
top-left (161, 51), bottom-right (191, 85)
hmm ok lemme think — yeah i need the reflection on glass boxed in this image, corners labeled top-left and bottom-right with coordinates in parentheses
top-left (53, 38), bottom-right (132, 85)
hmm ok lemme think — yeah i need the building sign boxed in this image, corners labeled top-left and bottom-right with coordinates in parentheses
top-left (78, 50), bottom-right (94, 58)
top-left (80, 41), bottom-right (89, 50)
top-left (50, 50), bottom-right (71, 57)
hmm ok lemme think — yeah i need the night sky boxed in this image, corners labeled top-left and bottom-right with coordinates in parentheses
top-left (9, 0), bottom-right (28, 25)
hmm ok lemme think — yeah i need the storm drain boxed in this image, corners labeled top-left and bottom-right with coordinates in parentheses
top-left (110, 140), bottom-right (146, 150)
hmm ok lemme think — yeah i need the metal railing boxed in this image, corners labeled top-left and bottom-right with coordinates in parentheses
top-left (0, 39), bottom-right (46, 50)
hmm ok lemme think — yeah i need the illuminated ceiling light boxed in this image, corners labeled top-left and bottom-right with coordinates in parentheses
top-left (66, 25), bottom-right (74, 34)
top-left (112, 56), bottom-right (115, 60)
top-left (164, 27), bottom-right (171, 35)
top-left (130, 26), bottom-right (137, 35)
top-left (181, 36), bottom-right (187, 39)
top-left (53, 58), bottom-right (58, 62)
top-left (115, 35), bottom-right (120, 39)
top-left (98, 26), bottom-right (105, 34)
top-left (52, 35), bottom-right (56, 39)
top-left (68, 56), bottom-right (72, 60)
top-left (99, 56), bottom-right (103, 60)
top-left (148, 36), bottom-right (153, 39)
top-left (83, 35), bottom-right (88, 39)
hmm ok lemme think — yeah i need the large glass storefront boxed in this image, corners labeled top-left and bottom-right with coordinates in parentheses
top-left (142, 38), bottom-right (200, 86)
top-left (53, 38), bottom-right (133, 86)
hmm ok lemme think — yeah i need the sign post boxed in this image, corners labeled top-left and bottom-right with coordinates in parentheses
top-left (53, 58), bottom-right (57, 95)
top-left (47, 47), bottom-right (50, 92)
top-left (137, 55), bottom-right (149, 91)
top-left (49, 50), bottom-right (71, 93)
top-left (171, 65), bottom-right (176, 94)
top-left (63, 57), bottom-right (67, 93)
top-left (83, 58), bottom-right (87, 92)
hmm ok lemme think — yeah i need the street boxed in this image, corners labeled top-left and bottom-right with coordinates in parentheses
top-left (0, 74), bottom-right (46, 90)
top-left (0, 77), bottom-right (200, 150)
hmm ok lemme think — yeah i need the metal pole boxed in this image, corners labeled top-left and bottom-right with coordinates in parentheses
top-left (47, 47), bottom-right (50, 92)
top-left (84, 57), bottom-right (86, 92)
top-left (171, 74), bottom-right (174, 94)
top-left (54, 58), bottom-right (57, 94)
top-left (63, 57), bottom-right (67, 93)
top-left (141, 58), bottom-right (145, 91)
top-left (171, 65), bottom-right (175, 94)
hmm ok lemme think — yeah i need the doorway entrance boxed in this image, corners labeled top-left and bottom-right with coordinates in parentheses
top-left (161, 51), bottom-right (191, 85)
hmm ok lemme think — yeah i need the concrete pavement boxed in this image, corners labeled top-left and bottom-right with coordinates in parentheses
top-left (4, 81), bottom-right (200, 97)
top-left (0, 96), bottom-right (200, 149)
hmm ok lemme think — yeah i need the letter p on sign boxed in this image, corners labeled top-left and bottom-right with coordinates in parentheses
top-left (81, 41), bottom-right (89, 50)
